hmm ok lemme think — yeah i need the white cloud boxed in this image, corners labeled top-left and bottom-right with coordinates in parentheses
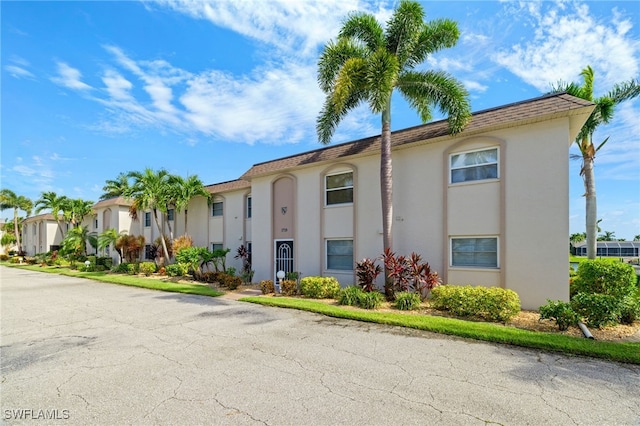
top-left (493, 2), bottom-right (639, 92)
top-left (51, 62), bottom-right (92, 91)
top-left (150, 0), bottom-right (365, 55)
top-left (5, 65), bottom-right (34, 79)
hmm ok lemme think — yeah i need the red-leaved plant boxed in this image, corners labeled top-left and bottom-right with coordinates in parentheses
top-left (356, 258), bottom-right (382, 292)
top-left (382, 248), bottom-right (441, 300)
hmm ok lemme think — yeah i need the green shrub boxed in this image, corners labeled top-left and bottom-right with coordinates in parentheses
top-left (94, 264), bottom-right (106, 272)
top-left (25, 257), bottom-right (37, 265)
top-left (260, 280), bottom-right (275, 294)
top-left (96, 256), bottom-right (113, 269)
top-left (394, 292), bottom-right (421, 311)
top-left (357, 291), bottom-right (384, 309)
top-left (571, 293), bottom-right (621, 328)
top-left (620, 293), bottom-right (640, 325)
top-left (281, 279), bottom-right (298, 296)
top-left (126, 263), bottom-right (140, 275)
top-left (87, 255), bottom-right (97, 265)
top-left (226, 267), bottom-right (236, 277)
top-left (299, 276), bottom-right (341, 299)
top-left (430, 285), bottom-right (521, 322)
top-left (139, 262), bottom-right (157, 276)
top-left (0, 254), bottom-right (9, 261)
top-left (165, 263), bottom-right (188, 277)
top-left (111, 262), bottom-right (129, 274)
top-left (337, 286), bottom-right (364, 306)
top-left (539, 300), bottom-right (580, 331)
top-left (573, 260), bottom-right (636, 299)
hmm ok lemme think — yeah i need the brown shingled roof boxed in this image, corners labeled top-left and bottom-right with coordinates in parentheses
top-left (92, 196), bottom-right (132, 209)
top-left (206, 179), bottom-right (251, 194)
top-left (22, 213), bottom-right (64, 223)
top-left (240, 92), bottom-right (594, 179)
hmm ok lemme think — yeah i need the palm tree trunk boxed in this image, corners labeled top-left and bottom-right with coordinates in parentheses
top-left (583, 153), bottom-right (597, 259)
top-left (184, 210), bottom-right (188, 236)
top-left (13, 207), bottom-right (22, 253)
top-left (380, 104), bottom-right (393, 298)
top-left (152, 208), bottom-right (170, 263)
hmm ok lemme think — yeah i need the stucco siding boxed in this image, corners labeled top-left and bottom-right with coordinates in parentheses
top-left (502, 118), bottom-right (570, 308)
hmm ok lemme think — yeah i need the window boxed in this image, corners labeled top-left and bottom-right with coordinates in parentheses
top-left (211, 243), bottom-right (223, 252)
top-left (94, 219), bottom-right (98, 229)
top-left (450, 148), bottom-right (498, 184)
top-left (167, 209), bottom-right (174, 221)
top-left (326, 239), bottom-right (354, 270)
top-left (144, 212), bottom-right (151, 227)
top-left (246, 196), bottom-right (252, 219)
top-left (326, 171), bottom-right (353, 205)
top-left (451, 237), bottom-right (498, 268)
top-left (212, 201), bottom-right (223, 217)
top-left (144, 244), bottom-right (153, 260)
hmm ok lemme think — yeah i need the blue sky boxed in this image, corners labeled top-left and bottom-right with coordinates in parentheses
top-left (1, 0), bottom-right (639, 240)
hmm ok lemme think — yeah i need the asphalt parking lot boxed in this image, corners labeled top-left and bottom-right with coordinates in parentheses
top-left (1, 266), bottom-right (639, 425)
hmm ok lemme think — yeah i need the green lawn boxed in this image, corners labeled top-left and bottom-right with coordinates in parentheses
top-left (3, 263), bottom-right (224, 297)
top-left (240, 296), bottom-right (640, 365)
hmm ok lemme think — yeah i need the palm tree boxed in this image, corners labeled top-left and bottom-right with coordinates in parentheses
top-left (62, 198), bottom-right (94, 228)
top-left (598, 231), bottom-right (616, 241)
top-left (0, 189), bottom-right (33, 254)
top-left (125, 168), bottom-right (172, 261)
top-left (34, 191), bottom-right (68, 236)
top-left (317, 0), bottom-right (470, 296)
top-left (100, 172), bottom-right (130, 200)
top-left (171, 175), bottom-right (211, 236)
top-left (98, 228), bottom-right (126, 261)
top-left (61, 225), bottom-right (96, 258)
top-left (569, 232), bottom-right (586, 245)
top-left (551, 66), bottom-right (640, 259)
top-left (634, 235), bottom-right (640, 242)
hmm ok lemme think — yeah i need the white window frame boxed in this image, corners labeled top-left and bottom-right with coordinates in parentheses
top-left (450, 147), bottom-right (499, 184)
top-left (144, 212), bottom-right (151, 227)
top-left (450, 236), bottom-right (499, 268)
top-left (326, 239), bottom-right (354, 271)
top-left (246, 196), bottom-right (252, 219)
top-left (325, 171), bottom-right (353, 206)
top-left (212, 201), bottom-right (223, 217)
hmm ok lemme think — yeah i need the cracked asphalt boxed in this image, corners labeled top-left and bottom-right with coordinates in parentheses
top-left (1, 266), bottom-right (639, 425)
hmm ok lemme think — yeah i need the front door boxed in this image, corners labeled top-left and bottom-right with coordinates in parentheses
top-left (274, 239), bottom-right (294, 282)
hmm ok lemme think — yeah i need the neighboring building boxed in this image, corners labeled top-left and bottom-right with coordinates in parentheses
top-left (573, 241), bottom-right (640, 258)
top-left (21, 214), bottom-right (66, 255)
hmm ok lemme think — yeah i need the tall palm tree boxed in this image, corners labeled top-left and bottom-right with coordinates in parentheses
top-left (0, 189), bottom-right (33, 254)
top-left (100, 172), bottom-right (130, 200)
top-left (34, 191), bottom-right (68, 236)
top-left (125, 168), bottom-right (172, 261)
top-left (62, 198), bottom-right (94, 228)
top-left (171, 175), bottom-right (211, 236)
top-left (317, 0), bottom-right (470, 295)
top-left (551, 66), bottom-right (640, 259)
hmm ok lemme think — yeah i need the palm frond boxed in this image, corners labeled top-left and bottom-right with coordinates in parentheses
top-left (408, 18), bottom-right (459, 68)
top-left (332, 57), bottom-right (368, 112)
top-left (397, 70), bottom-right (471, 133)
top-left (317, 39), bottom-right (367, 93)
top-left (338, 12), bottom-right (385, 52)
top-left (365, 49), bottom-right (398, 113)
top-left (385, 0), bottom-right (425, 65)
